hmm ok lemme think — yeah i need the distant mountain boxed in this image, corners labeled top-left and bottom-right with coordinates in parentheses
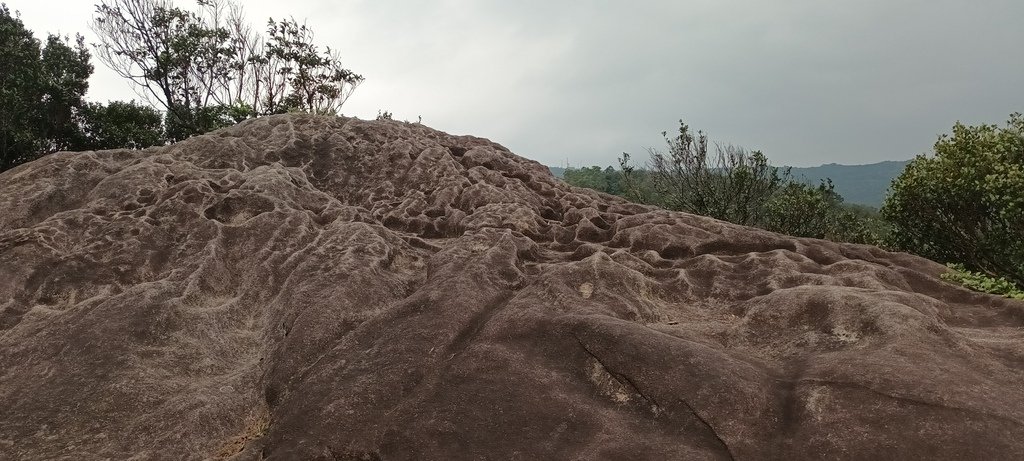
top-left (788, 160), bottom-right (911, 207)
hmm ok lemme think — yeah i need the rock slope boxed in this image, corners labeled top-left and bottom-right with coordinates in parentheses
top-left (1, 114), bottom-right (1022, 460)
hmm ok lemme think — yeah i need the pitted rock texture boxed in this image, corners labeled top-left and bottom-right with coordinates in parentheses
top-left (1, 114), bottom-right (1023, 460)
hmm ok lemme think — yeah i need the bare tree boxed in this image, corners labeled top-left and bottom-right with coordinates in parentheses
top-left (90, 0), bottom-right (363, 139)
top-left (621, 121), bottom-right (791, 227)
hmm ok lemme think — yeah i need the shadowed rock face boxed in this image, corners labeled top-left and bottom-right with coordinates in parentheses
top-left (1, 114), bottom-right (1022, 460)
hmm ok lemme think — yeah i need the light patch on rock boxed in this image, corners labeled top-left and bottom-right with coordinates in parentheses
top-left (831, 326), bottom-right (860, 343)
top-left (587, 359), bottom-right (632, 405)
top-left (579, 282), bottom-right (594, 299)
top-left (805, 385), bottom-right (831, 421)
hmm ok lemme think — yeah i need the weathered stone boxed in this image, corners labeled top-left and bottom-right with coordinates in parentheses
top-left (0, 114), bottom-right (1021, 460)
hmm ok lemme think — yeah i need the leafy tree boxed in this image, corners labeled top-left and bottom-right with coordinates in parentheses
top-left (262, 17), bottom-right (362, 114)
top-left (602, 165), bottom-right (622, 195)
top-left (79, 100), bottom-right (165, 150)
top-left (882, 114), bottom-right (1024, 286)
top-left (765, 180), bottom-right (844, 239)
top-left (1, 5), bottom-right (177, 171)
top-left (91, 0), bottom-right (363, 141)
top-left (842, 202), bottom-right (891, 243)
top-left (0, 5), bottom-right (92, 171)
top-left (38, 34), bottom-right (93, 152)
top-left (622, 121), bottom-right (790, 227)
top-left (765, 179), bottom-right (882, 244)
top-left (617, 153), bottom-right (662, 206)
top-left (611, 120), bottom-right (882, 245)
top-left (564, 166), bottom-right (604, 191)
top-left (0, 4), bottom-right (42, 170)
top-left (563, 165), bottom-right (623, 195)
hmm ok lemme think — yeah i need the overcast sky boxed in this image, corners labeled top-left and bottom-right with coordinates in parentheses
top-left (7, 0), bottom-right (1023, 167)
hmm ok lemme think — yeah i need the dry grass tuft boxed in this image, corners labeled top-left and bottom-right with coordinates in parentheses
top-left (214, 405), bottom-right (271, 460)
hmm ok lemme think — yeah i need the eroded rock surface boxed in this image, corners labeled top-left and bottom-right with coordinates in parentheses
top-left (1, 114), bottom-right (1022, 460)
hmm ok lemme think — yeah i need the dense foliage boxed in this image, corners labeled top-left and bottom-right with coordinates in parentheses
top-left (763, 180), bottom-right (884, 244)
top-left (0, 5), bottom-right (168, 172)
top-left (0, 6), bottom-right (92, 170)
top-left (882, 114), bottom-right (1024, 286)
top-left (91, 0), bottom-right (363, 141)
top-left (1, 0), bottom-right (362, 171)
top-left (636, 123), bottom-right (788, 227)
top-left (79, 100), bottom-right (165, 150)
top-left (941, 264), bottom-right (1024, 300)
top-left (562, 166), bottom-right (623, 196)
top-left (565, 116), bottom-right (1024, 297)
top-left (563, 121), bottom-right (887, 245)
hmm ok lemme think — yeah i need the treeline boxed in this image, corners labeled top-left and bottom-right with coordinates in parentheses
top-left (565, 122), bottom-right (889, 244)
top-left (0, 6), bottom-right (157, 170)
top-left (564, 117), bottom-right (1024, 299)
top-left (1, 0), bottom-right (361, 172)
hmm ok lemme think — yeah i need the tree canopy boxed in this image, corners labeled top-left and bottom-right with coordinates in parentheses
top-left (634, 122), bottom-right (789, 227)
top-left (603, 121), bottom-right (886, 244)
top-left (91, 0), bottom-right (363, 140)
top-left (1, 0), bottom-right (363, 172)
top-left (1, 5), bottom-right (92, 170)
top-left (79, 100), bottom-right (165, 150)
top-left (0, 4), bottom-right (166, 172)
top-left (882, 114), bottom-right (1024, 285)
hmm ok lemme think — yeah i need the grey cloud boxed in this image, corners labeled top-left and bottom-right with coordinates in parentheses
top-left (7, 0), bottom-right (1023, 167)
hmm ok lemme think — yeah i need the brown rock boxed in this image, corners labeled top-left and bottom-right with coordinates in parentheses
top-left (1, 114), bottom-right (1022, 460)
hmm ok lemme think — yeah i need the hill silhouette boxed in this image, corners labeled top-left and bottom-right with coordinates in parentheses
top-left (789, 160), bottom-right (911, 207)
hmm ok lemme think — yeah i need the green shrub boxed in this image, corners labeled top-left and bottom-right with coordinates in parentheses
top-left (882, 114), bottom-right (1024, 287)
top-left (612, 120), bottom-right (882, 245)
top-left (563, 165), bottom-right (623, 196)
top-left (941, 263), bottom-right (1024, 300)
